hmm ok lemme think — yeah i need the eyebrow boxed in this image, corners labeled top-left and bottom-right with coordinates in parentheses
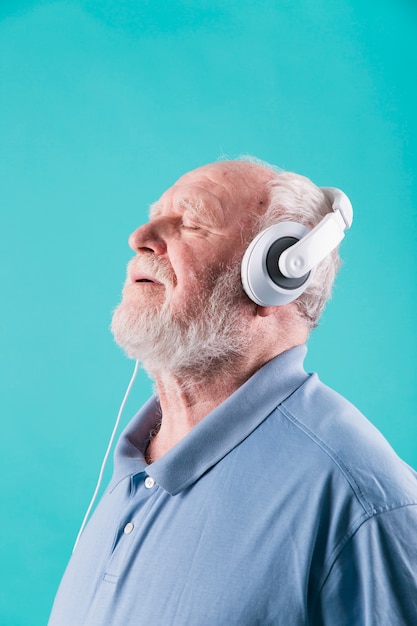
top-left (148, 202), bottom-right (161, 219)
top-left (148, 197), bottom-right (223, 227)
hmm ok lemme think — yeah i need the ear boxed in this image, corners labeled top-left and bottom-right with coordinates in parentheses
top-left (255, 301), bottom-right (299, 322)
top-left (255, 304), bottom-right (278, 318)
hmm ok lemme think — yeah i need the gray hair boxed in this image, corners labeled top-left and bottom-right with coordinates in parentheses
top-left (237, 157), bottom-right (342, 329)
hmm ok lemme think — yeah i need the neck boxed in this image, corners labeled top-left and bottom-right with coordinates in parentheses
top-left (144, 325), bottom-right (306, 463)
top-left (144, 360), bottom-right (253, 463)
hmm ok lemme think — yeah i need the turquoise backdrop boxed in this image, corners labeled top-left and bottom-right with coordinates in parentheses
top-left (1, 1), bottom-right (416, 623)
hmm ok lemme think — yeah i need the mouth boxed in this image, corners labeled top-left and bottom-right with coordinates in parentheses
top-left (131, 271), bottom-right (163, 285)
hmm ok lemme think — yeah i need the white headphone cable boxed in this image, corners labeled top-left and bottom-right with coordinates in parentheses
top-left (72, 359), bottom-right (140, 552)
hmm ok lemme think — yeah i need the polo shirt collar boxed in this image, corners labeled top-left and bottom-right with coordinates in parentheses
top-left (112, 345), bottom-right (309, 495)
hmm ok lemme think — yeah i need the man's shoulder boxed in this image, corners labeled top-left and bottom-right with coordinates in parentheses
top-left (269, 373), bottom-right (417, 514)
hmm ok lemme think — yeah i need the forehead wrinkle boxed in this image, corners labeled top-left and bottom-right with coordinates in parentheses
top-left (177, 197), bottom-right (224, 227)
top-left (148, 193), bottom-right (224, 227)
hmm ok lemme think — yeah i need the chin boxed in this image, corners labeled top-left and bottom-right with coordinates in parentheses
top-left (111, 298), bottom-right (165, 359)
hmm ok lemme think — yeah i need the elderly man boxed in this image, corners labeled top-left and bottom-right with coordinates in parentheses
top-left (49, 159), bottom-right (417, 625)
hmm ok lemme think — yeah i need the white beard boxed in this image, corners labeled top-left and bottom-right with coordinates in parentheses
top-left (111, 260), bottom-right (251, 379)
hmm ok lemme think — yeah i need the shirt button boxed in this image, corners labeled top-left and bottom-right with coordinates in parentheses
top-left (144, 476), bottom-right (155, 489)
top-left (124, 522), bottom-right (134, 535)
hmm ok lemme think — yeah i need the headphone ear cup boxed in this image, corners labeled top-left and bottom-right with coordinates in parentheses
top-left (241, 222), bottom-right (313, 306)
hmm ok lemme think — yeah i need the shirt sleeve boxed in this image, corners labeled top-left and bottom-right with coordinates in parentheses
top-left (311, 504), bottom-right (417, 625)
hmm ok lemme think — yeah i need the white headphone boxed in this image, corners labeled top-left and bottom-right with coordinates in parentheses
top-left (241, 187), bottom-right (353, 306)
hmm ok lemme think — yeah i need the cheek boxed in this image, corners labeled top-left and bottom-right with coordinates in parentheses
top-left (168, 238), bottom-right (244, 299)
top-left (168, 263), bottom-right (215, 312)
top-left (169, 245), bottom-right (211, 285)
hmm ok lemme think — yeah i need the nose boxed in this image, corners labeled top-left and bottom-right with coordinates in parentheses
top-left (128, 220), bottom-right (167, 255)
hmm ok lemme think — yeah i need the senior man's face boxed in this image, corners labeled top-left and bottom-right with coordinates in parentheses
top-left (111, 162), bottom-right (271, 374)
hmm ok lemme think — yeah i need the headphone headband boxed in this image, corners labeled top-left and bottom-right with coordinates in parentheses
top-left (278, 187), bottom-right (352, 279)
top-left (321, 187), bottom-right (353, 229)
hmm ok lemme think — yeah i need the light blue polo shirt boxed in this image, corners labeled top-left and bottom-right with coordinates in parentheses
top-left (49, 346), bottom-right (417, 625)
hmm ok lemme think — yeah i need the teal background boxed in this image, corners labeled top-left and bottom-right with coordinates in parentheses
top-left (1, 0), bottom-right (416, 623)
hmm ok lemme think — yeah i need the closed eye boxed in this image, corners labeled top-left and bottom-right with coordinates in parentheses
top-left (181, 218), bottom-right (201, 231)
top-left (182, 223), bottom-right (200, 230)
